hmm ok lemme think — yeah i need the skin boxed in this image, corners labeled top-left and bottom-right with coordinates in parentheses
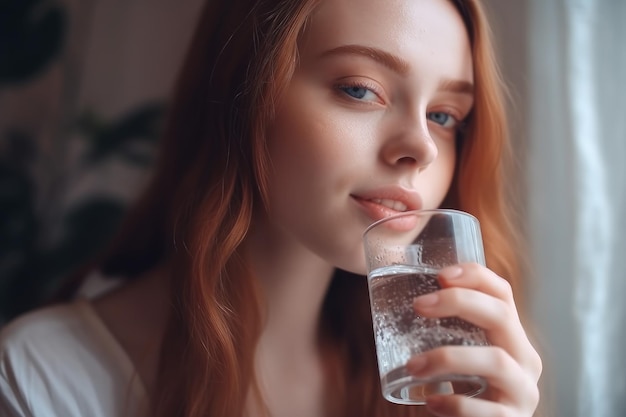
top-left (94, 0), bottom-right (541, 416)
top-left (262, 0), bottom-right (472, 276)
top-left (250, 0), bottom-right (540, 415)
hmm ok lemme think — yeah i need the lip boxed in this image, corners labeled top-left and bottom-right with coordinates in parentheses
top-left (351, 186), bottom-right (423, 223)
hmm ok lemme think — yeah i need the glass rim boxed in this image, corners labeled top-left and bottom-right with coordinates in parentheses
top-left (362, 208), bottom-right (479, 237)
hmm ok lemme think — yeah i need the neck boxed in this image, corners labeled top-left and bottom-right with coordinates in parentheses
top-left (242, 216), bottom-right (335, 417)
top-left (244, 219), bottom-right (335, 355)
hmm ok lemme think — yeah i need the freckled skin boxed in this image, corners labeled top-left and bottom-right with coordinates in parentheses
top-left (262, 0), bottom-right (474, 274)
top-left (245, 4), bottom-right (541, 415)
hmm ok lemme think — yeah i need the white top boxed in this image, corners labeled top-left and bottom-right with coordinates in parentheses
top-left (0, 299), bottom-right (148, 417)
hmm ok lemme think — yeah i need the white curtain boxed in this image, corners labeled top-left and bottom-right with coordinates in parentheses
top-left (525, 1), bottom-right (626, 416)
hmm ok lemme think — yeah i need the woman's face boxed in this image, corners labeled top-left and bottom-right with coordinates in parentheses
top-left (264, 0), bottom-right (474, 274)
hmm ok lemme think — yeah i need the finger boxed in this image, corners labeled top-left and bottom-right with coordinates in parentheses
top-left (412, 287), bottom-right (528, 358)
top-left (425, 395), bottom-right (512, 417)
top-left (413, 286), bottom-right (512, 333)
top-left (437, 263), bottom-right (515, 305)
top-left (406, 346), bottom-right (540, 410)
top-left (419, 264), bottom-right (543, 381)
top-left (412, 289), bottom-right (542, 381)
top-left (414, 263), bottom-right (518, 336)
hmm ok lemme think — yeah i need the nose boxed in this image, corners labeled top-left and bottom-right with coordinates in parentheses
top-left (380, 117), bottom-right (438, 171)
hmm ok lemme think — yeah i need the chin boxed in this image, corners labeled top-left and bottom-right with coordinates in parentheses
top-left (332, 251), bottom-right (368, 276)
top-left (344, 267), bottom-right (368, 276)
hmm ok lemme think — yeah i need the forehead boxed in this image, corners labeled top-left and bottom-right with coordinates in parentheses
top-left (300, 0), bottom-right (472, 80)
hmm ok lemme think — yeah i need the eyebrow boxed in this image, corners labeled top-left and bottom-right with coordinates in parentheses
top-left (438, 79), bottom-right (474, 96)
top-left (319, 44), bottom-right (410, 75)
top-left (319, 44), bottom-right (474, 96)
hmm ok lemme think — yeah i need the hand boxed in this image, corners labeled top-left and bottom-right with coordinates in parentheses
top-left (407, 263), bottom-right (542, 417)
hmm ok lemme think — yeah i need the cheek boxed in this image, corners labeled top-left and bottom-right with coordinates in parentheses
top-left (267, 76), bottom-right (379, 166)
top-left (267, 114), bottom-right (328, 197)
top-left (265, 98), bottom-right (333, 214)
top-left (266, 94), bottom-right (373, 198)
top-left (425, 142), bottom-right (457, 207)
top-left (263, 91), bottom-right (375, 268)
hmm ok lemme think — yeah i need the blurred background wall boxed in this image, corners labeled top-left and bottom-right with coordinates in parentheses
top-left (0, 0), bottom-right (204, 315)
top-left (1, 0), bottom-right (625, 416)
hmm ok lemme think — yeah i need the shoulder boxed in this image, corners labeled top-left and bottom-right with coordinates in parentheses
top-left (0, 300), bottom-right (111, 370)
top-left (1, 300), bottom-right (92, 345)
top-left (0, 300), bottom-right (147, 417)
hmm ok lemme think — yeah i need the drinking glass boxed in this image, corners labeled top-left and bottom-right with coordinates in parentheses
top-left (363, 209), bottom-right (489, 405)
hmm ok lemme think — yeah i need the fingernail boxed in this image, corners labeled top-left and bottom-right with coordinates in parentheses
top-left (406, 355), bottom-right (428, 374)
top-left (413, 293), bottom-right (438, 307)
top-left (439, 265), bottom-right (463, 280)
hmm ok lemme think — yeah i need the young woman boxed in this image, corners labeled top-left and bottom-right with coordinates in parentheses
top-left (0, 0), bottom-right (542, 416)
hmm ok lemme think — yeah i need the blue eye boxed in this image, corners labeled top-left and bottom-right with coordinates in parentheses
top-left (427, 111), bottom-right (459, 128)
top-left (342, 86), bottom-right (368, 99)
top-left (338, 84), bottom-right (379, 102)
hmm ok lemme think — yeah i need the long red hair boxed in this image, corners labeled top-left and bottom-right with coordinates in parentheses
top-left (70, 0), bottom-right (520, 415)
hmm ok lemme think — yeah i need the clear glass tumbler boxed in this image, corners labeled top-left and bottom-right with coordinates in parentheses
top-left (363, 209), bottom-right (489, 405)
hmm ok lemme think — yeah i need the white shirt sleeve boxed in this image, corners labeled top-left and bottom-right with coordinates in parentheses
top-left (0, 355), bottom-right (31, 417)
top-left (0, 300), bottom-right (148, 417)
